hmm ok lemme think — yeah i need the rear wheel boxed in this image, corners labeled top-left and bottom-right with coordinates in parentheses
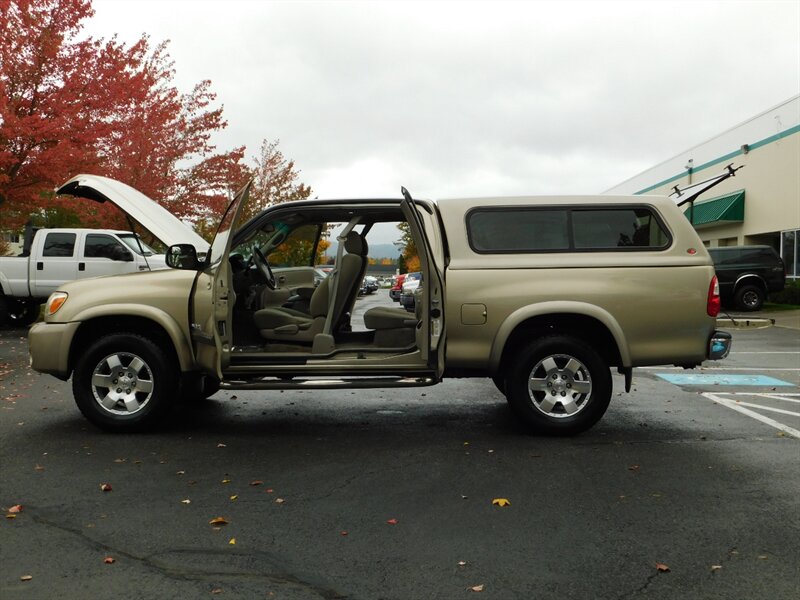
top-left (734, 284), bottom-right (764, 311)
top-left (505, 335), bottom-right (611, 435)
top-left (72, 333), bottom-right (178, 432)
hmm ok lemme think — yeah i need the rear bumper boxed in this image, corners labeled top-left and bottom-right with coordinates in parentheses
top-left (708, 330), bottom-right (732, 360)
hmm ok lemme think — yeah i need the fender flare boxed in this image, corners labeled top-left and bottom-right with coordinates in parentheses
top-left (488, 301), bottom-right (631, 371)
top-left (70, 304), bottom-right (196, 372)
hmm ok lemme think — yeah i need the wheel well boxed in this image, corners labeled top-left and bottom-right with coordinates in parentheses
top-left (734, 275), bottom-right (766, 293)
top-left (497, 314), bottom-right (622, 375)
top-left (69, 316), bottom-right (179, 374)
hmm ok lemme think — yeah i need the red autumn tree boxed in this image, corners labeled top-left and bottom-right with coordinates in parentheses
top-left (0, 0), bottom-right (248, 238)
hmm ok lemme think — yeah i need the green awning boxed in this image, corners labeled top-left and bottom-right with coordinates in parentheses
top-left (683, 189), bottom-right (744, 227)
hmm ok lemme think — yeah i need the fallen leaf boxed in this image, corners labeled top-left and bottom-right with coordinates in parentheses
top-left (100, 483), bottom-right (112, 492)
top-left (211, 588), bottom-right (223, 595)
top-left (176, 470), bottom-right (185, 475)
top-left (265, 488), bottom-right (274, 493)
top-left (492, 498), bottom-right (511, 507)
top-left (228, 538), bottom-right (236, 545)
top-left (249, 480), bottom-right (263, 486)
top-left (20, 575), bottom-right (32, 581)
top-left (711, 565), bottom-right (722, 571)
top-left (181, 499), bottom-right (191, 505)
top-left (386, 518), bottom-right (398, 525)
top-left (229, 495), bottom-right (238, 501)
top-left (221, 479), bottom-right (231, 484)
top-left (8, 504), bottom-right (22, 513)
top-left (103, 557), bottom-right (115, 564)
top-left (34, 465), bottom-right (45, 472)
top-left (340, 531), bottom-right (348, 536)
top-left (758, 555), bottom-right (768, 560)
top-left (655, 562), bottom-right (670, 572)
top-left (113, 458), bottom-right (126, 463)
top-left (217, 443), bottom-right (227, 448)
top-left (6, 514), bottom-right (16, 520)
top-left (628, 465), bottom-right (640, 472)
top-left (275, 498), bottom-right (285, 504)
top-left (468, 584), bottom-right (484, 592)
top-left (458, 561), bottom-right (467, 567)
top-left (209, 517), bottom-right (229, 526)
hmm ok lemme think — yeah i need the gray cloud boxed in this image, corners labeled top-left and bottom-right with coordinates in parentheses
top-left (87, 0), bottom-right (799, 206)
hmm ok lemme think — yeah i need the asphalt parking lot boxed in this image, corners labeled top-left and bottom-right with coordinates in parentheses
top-left (1, 292), bottom-right (798, 599)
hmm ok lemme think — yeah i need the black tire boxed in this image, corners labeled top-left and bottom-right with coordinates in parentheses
top-left (6, 298), bottom-right (39, 326)
top-left (0, 296), bottom-right (8, 326)
top-left (491, 375), bottom-right (506, 395)
top-left (72, 333), bottom-right (179, 432)
top-left (734, 284), bottom-right (764, 312)
top-left (505, 335), bottom-right (612, 435)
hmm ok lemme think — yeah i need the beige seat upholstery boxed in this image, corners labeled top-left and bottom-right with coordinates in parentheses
top-left (254, 232), bottom-right (368, 343)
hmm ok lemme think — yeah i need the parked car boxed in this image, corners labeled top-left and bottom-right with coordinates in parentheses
top-left (360, 275), bottom-right (379, 295)
top-left (0, 224), bottom-right (202, 326)
top-left (29, 174), bottom-right (731, 436)
top-left (389, 273), bottom-right (406, 301)
top-left (707, 245), bottom-right (785, 311)
top-left (400, 272), bottom-right (421, 312)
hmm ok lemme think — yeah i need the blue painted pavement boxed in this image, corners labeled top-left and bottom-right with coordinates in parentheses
top-left (656, 373), bottom-right (793, 387)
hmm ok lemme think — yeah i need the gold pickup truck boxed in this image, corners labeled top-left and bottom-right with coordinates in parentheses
top-left (28, 174), bottom-right (731, 435)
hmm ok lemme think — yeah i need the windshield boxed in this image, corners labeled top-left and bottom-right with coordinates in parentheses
top-left (117, 234), bottom-right (157, 256)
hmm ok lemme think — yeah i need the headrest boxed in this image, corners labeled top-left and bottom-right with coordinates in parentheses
top-left (344, 231), bottom-right (368, 256)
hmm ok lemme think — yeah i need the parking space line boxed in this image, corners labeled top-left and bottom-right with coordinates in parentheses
top-left (732, 402), bottom-right (800, 417)
top-left (702, 392), bottom-right (800, 439)
top-left (642, 366), bottom-right (800, 371)
top-left (751, 393), bottom-right (800, 404)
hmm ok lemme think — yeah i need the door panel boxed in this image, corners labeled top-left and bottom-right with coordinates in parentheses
top-left (192, 182), bottom-right (253, 378)
top-left (400, 197), bottom-right (446, 379)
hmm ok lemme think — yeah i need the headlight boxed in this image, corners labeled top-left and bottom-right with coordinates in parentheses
top-left (46, 292), bottom-right (69, 316)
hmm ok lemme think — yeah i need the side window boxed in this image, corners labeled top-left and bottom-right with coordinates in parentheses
top-left (85, 234), bottom-right (125, 259)
top-left (267, 223), bottom-right (322, 268)
top-left (467, 206), bottom-right (670, 254)
top-left (573, 208), bottom-right (669, 249)
top-left (467, 209), bottom-right (569, 253)
top-left (42, 232), bottom-right (76, 257)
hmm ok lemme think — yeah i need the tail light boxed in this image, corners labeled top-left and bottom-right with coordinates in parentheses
top-left (707, 275), bottom-right (721, 317)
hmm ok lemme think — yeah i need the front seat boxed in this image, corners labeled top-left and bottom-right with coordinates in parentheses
top-left (253, 231), bottom-right (368, 344)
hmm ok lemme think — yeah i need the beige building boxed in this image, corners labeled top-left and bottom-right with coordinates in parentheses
top-left (606, 95), bottom-right (800, 280)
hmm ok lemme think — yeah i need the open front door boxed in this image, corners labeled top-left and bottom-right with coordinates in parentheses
top-left (400, 191), bottom-right (446, 380)
top-left (192, 182), bottom-right (253, 379)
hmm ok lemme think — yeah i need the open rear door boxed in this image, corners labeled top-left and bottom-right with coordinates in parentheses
top-left (191, 182), bottom-right (253, 379)
top-left (400, 190), bottom-right (446, 380)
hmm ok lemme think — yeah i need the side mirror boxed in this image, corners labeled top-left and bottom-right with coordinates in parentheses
top-left (166, 244), bottom-right (200, 270)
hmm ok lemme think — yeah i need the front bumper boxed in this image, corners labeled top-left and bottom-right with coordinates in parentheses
top-left (708, 330), bottom-right (732, 360)
top-left (28, 321), bottom-right (80, 380)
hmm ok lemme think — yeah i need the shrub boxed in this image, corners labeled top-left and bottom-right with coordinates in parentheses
top-left (768, 279), bottom-right (800, 305)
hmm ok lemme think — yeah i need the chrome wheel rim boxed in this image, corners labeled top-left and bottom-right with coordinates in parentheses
top-left (90, 352), bottom-right (154, 416)
top-left (527, 353), bottom-right (592, 418)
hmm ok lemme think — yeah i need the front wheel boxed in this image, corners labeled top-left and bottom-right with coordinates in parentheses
top-left (72, 333), bottom-right (179, 432)
top-left (505, 335), bottom-right (612, 435)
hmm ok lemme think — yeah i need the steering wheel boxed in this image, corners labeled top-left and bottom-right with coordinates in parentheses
top-left (252, 247), bottom-right (276, 290)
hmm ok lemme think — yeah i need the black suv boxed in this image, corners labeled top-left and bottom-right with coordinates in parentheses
top-left (708, 246), bottom-right (785, 311)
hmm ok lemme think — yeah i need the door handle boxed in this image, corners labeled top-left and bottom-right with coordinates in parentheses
top-left (78, 262), bottom-right (85, 271)
top-left (37, 262), bottom-right (43, 270)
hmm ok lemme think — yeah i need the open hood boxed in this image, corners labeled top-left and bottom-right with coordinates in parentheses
top-left (56, 174), bottom-right (210, 252)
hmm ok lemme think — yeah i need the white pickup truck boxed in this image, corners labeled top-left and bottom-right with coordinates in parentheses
top-left (0, 228), bottom-right (171, 325)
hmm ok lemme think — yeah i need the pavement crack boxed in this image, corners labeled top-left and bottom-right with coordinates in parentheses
top-left (28, 510), bottom-right (349, 599)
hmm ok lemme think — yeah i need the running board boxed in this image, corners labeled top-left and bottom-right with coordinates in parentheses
top-left (219, 375), bottom-right (437, 390)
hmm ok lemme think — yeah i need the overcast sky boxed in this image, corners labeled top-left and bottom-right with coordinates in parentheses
top-left (85, 0), bottom-right (799, 205)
